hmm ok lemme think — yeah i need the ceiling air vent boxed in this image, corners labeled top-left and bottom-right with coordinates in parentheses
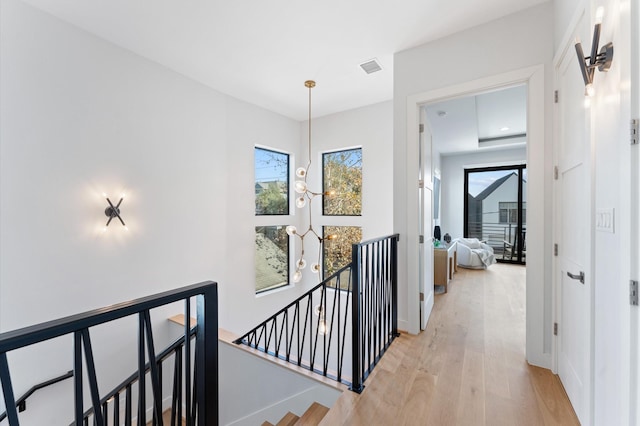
top-left (359, 59), bottom-right (382, 74)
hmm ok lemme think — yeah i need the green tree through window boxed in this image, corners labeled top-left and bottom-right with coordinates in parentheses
top-left (323, 148), bottom-right (362, 216)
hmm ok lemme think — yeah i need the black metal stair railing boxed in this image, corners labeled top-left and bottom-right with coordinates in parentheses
top-left (234, 264), bottom-right (354, 386)
top-left (75, 327), bottom-right (197, 426)
top-left (235, 233), bottom-right (400, 393)
top-left (0, 281), bottom-right (219, 426)
top-left (350, 234), bottom-right (400, 393)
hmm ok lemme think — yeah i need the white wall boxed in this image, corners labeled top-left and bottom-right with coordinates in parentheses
top-left (393, 2), bottom-right (554, 350)
top-left (219, 343), bottom-right (341, 426)
top-left (440, 148), bottom-right (526, 240)
top-left (553, 0), bottom-right (636, 424)
top-left (0, 0), bottom-right (319, 413)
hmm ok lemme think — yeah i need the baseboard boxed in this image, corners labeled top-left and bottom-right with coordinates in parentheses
top-left (398, 319), bottom-right (410, 334)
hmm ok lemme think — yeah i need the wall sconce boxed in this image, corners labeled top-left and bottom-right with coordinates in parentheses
top-left (103, 193), bottom-right (127, 230)
top-left (574, 7), bottom-right (614, 97)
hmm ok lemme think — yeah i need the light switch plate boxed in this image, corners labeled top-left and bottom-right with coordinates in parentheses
top-left (596, 208), bottom-right (615, 233)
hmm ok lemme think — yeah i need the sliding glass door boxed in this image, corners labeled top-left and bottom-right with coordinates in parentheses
top-left (464, 165), bottom-right (527, 264)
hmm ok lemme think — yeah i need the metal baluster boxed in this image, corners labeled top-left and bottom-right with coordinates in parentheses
top-left (391, 236), bottom-right (399, 338)
top-left (73, 331), bottom-right (83, 426)
top-left (283, 310), bottom-right (290, 362)
top-left (311, 289), bottom-right (324, 372)
top-left (102, 401), bottom-right (108, 426)
top-left (190, 360), bottom-right (197, 424)
top-left (184, 297), bottom-right (191, 426)
top-left (138, 314), bottom-right (146, 426)
top-left (80, 329), bottom-right (104, 426)
top-left (142, 310), bottom-right (163, 425)
top-left (0, 353), bottom-right (19, 426)
top-left (125, 384), bottom-right (132, 426)
top-left (350, 243), bottom-right (363, 392)
top-left (113, 392), bottom-right (120, 426)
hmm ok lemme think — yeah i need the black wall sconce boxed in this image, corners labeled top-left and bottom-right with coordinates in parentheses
top-left (574, 7), bottom-right (614, 97)
top-left (103, 193), bottom-right (127, 230)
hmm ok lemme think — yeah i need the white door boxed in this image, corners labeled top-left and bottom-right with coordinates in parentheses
top-left (555, 12), bottom-right (593, 425)
top-left (419, 110), bottom-right (434, 330)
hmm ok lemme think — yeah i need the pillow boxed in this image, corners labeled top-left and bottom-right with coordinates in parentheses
top-left (459, 238), bottom-right (482, 249)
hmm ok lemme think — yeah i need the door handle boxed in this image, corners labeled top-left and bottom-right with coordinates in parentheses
top-left (567, 271), bottom-right (585, 284)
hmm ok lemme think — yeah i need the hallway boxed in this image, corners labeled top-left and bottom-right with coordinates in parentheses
top-left (321, 263), bottom-right (579, 425)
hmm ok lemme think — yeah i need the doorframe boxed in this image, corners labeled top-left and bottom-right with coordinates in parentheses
top-left (405, 65), bottom-right (549, 367)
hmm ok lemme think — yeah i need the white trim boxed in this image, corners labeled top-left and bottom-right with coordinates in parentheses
top-left (405, 65), bottom-right (548, 367)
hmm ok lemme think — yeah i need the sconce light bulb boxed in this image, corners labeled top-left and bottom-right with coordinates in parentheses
top-left (102, 192), bottom-right (108, 198)
top-left (294, 180), bottom-right (308, 194)
top-left (314, 304), bottom-right (324, 316)
top-left (293, 270), bottom-right (302, 283)
top-left (286, 225), bottom-right (297, 236)
top-left (295, 167), bottom-right (307, 178)
top-left (120, 193), bottom-right (126, 199)
top-left (102, 227), bottom-right (108, 233)
top-left (124, 226), bottom-right (129, 232)
top-left (296, 196), bottom-right (307, 208)
top-left (585, 83), bottom-right (595, 97)
top-left (311, 263), bottom-right (320, 274)
top-left (595, 7), bottom-right (604, 24)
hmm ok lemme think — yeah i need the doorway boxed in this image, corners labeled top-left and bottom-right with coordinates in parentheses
top-left (405, 66), bottom-right (547, 367)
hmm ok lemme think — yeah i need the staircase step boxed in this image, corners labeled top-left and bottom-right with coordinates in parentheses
top-left (276, 412), bottom-right (300, 426)
top-left (296, 402), bottom-right (329, 425)
top-left (262, 422), bottom-right (275, 426)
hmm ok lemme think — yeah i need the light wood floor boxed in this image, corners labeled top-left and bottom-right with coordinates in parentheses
top-left (321, 263), bottom-right (580, 426)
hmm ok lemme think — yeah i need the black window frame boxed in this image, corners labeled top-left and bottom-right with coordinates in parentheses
top-left (322, 147), bottom-right (363, 217)
top-left (255, 147), bottom-right (290, 216)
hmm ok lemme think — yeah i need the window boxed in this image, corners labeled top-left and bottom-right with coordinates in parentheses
top-left (323, 226), bottom-right (362, 281)
top-left (255, 147), bottom-right (289, 215)
top-left (255, 226), bottom-right (289, 293)
top-left (323, 148), bottom-right (362, 216)
top-left (255, 147), bottom-right (292, 293)
top-left (464, 165), bottom-right (527, 264)
top-left (499, 202), bottom-right (526, 224)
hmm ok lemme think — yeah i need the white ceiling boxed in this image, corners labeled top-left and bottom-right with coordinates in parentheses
top-left (21, 0), bottom-right (547, 121)
top-left (425, 84), bottom-right (527, 155)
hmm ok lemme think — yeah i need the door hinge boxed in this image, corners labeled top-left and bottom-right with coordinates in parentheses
top-left (631, 119), bottom-right (638, 145)
top-left (419, 123), bottom-right (424, 133)
top-left (554, 90), bottom-right (559, 103)
top-left (631, 280), bottom-right (639, 306)
top-left (554, 243), bottom-right (558, 256)
top-left (420, 292), bottom-right (425, 301)
top-left (553, 322), bottom-right (558, 336)
top-left (418, 179), bottom-right (424, 188)
top-left (419, 235), bottom-right (424, 244)
top-left (554, 166), bottom-right (559, 180)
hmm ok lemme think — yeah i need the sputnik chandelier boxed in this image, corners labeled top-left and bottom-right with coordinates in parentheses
top-left (286, 80), bottom-right (336, 283)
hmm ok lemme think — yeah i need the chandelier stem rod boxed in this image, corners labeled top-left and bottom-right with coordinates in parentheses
top-left (307, 84), bottom-right (312, 173)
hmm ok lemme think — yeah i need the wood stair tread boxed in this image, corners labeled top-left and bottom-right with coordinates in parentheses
top-left (276, 411), bottom-right (300, 426)
top-left (262, 422), bottom-right (275, 426)
top-left (296, 402), bottom-right (329, 425)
